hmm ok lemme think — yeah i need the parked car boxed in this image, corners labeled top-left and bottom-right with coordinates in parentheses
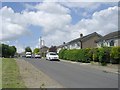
top-left (46, 52), bottom-right (59, 61)
top-left (26, 52), bottom-right (32, 58)
top-left (34, 54), bottom-right (41, 58)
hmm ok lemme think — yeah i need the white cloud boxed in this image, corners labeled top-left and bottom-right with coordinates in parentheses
top-left (35, 2), bottom-right (70, 14)
top-left (22, 11), bottom-right (71, 33)
top-left (0, 2), bottom-right (118, 52)
top-left (1, 3), bottom-right (71, 41)
top-left (1, 6), bottom-right (30, 41)
top-left (43, 6), bottom-right (118, 46)
top-left (73, 6), bottom-right (118, 36)
top-left (60, 2), bottom-right (100, 9)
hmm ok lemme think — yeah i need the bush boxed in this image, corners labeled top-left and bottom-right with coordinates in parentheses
top-left (91, 48), bottom-right (99, 62)
top-left (58, 46), bottom-right (120, 65)
top-left (75, 49), bottom-right (84, 62)
top-left (83, 48), bottom-right (92, 63)
top-left (59, 49), bottom-right (67, 59)
top-left (98, 47), bottom-right (111, 65)
top-left (110, 47), bottom-right (120, 64)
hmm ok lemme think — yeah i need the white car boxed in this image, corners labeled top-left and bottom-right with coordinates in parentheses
top-left (26, 52), bottom-right (32, 58)
top-left (34, 54), bottom-right (41, 58)
top-left (46, 52), bottom-right (59, 61)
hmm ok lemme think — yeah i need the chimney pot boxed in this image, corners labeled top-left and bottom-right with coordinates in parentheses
top-left (80, 33), bottom-right (83, 38)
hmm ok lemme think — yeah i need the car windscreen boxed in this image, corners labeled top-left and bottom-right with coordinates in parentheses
top-left (26, 54), bottom-right (31, 55)
top-left (50, 53), bottom-right (57, 55)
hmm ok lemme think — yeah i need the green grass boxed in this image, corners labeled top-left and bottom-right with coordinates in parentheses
top-left (2, 58), bottom-right (26, 88)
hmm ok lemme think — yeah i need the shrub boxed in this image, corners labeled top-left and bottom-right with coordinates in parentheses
top-left (91, 48), bottom-right (99, 62)
top-left (59, 49), bottom-right (67, 59)
top-left (98, 47), bottom-right (111, 66)
top-left (58, 46), bottom-right (119, 65)
top-left (84, 48), bottom-right (92, 63)
top-left (110, 47), bottom-right (120, 64)
top-left (74, 49), bottom-right (83, 62)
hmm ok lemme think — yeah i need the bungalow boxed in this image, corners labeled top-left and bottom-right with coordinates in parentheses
top-left (57, 32), bottom-right (102, 53)
top-left (96, 31), bottom-right (120, 47)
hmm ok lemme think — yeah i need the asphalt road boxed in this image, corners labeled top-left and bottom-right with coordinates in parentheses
top-left (23, 58), bottom-right (118, 88)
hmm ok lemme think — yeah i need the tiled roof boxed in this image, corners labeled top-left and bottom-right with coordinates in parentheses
top-left (57, 32), bottom-right (102, 48)
top-left (96, 30), bottom-right (120, 42)
top-left (68, 32), bottom-right (102, 44)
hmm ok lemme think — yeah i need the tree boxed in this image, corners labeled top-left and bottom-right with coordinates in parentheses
top-left (25, 46), bottom-right (32, 52)
top-left (33, 48), bottom-right (40, 54)
top-left (8, 46), bottom-right (17, 57)
top-left (1, 44), bottom-right (17, 58)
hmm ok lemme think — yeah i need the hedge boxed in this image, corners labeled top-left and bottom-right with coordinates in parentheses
top-left (110, 47), bottom-right (120, 64)
top-left (58, 47), bottom-right (120, 65)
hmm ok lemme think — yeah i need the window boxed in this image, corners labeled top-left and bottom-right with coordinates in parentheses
top-left (110, 40), bottom-right (114, 46)
top-left (76, 42), bottom-right (80, 46)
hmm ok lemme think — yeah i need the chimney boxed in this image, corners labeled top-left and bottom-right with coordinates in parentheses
top-left (80, 33), bottom-right (83, 38)
top-left (80, 33), bottom-right (83, 49)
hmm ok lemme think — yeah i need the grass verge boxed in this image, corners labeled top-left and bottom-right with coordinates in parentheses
top-left (2, 58), bottom-right (26, 88)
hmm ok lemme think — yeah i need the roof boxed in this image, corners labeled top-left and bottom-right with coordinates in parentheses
top-left (57, 32), bottom-right (102, 48)
top-left (68, 32), bottom-right (102, 44)
top-left (96, 31), bottom-right (120, 42)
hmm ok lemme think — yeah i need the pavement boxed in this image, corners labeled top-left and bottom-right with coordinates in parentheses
top-left (23, 58), bottom-right (118, 88)
top-left (60, 59), bottom-right (119, 74)
top-left (16, 58), bottom-right (63, 88)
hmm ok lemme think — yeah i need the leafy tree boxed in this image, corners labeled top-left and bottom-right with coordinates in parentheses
top-left (8, 46), bottom-right (17, 57)
top-left (25, 47), bottom-right (32, 52)
top-left (1, 44), bottom-right (17, 58)
top-left (0, 44), bottom-right (2, 57)
top-left (33, 48), bottom-right (40, 54)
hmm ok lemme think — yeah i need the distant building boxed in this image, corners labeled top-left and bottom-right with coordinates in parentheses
top-left (40, 46), bottom-right (49, 57)
top-left (96, 31), bottom-right (120, 47)
top-left (57, 32), bottom-right (102, 53)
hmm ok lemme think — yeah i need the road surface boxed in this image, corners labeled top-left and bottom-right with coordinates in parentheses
top-left (23, 58), bottom-right (118, 88)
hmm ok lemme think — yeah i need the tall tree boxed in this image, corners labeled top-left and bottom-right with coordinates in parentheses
top-left (25, 47), bottom-right (32, 52)
top-left (1, 44), bottom-right (17, 58)
top-left (8, 46), bottom-right (17, 57)
top-left (33, 48), bottom-right (40, 54)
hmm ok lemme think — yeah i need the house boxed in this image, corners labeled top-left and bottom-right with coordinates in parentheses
top-left (96, 31), bottom-right (120, 47)
top-left (57, 32), bottom-right (102, 53)
top-left (57, 43), bottom-right (68, 53)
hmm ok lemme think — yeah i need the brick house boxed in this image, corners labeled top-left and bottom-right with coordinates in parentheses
top-left (57, 32), bottom-right (102, 53)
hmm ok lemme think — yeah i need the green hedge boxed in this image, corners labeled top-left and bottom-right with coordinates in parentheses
top-left (110, 47), bottom-right (120, 64)
top-left (59, 47), bottom-right (120, 65)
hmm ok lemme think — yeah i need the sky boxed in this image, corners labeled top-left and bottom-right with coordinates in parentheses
top-left (0, 0), bottom-right (119, 53)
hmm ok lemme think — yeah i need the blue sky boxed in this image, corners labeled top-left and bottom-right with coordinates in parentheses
top-left (0, 1), bottom-right (118, 52)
